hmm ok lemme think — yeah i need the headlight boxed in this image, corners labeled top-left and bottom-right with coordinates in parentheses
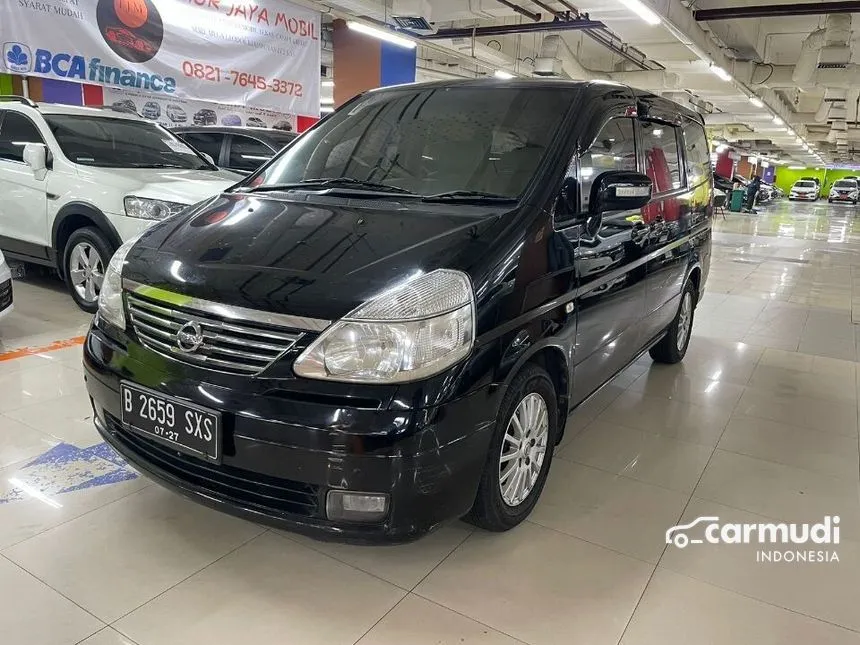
top-left (293, 269), bottom-right (475, 383)
top-left (97, 235), bottom-right (141, 329)
top-left (124, 196), bottom-right (187, 220)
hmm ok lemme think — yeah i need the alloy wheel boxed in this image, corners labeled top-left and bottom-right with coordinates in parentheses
top-left (499, 392), bottom-right (549, 507)
top-left (69, 242), bottom-right (104, 305)
top-left (676, 291), bottom-right (693, 352)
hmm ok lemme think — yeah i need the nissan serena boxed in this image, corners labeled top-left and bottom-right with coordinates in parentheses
top-left (84, 80), bottom-right (712, 542)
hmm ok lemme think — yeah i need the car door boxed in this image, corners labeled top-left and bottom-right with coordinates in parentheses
top-left (566, 116), bottom-right (649, 405)
top-left (225, 134), bottom-right (276, 174)
top-left (176, 131), bottom-right (226, 167)
top-left (0, 111), bottom-right (50, 256)
top-left (636, 118), bottom-right (691, 339)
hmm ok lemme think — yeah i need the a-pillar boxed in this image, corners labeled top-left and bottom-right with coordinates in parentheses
top-left (332, 19), bottom-right (416, 107)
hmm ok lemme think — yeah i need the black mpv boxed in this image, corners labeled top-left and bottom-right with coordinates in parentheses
top-left (85, 80), bottom-right (712, 542)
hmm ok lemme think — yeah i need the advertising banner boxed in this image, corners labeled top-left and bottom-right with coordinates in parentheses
top-left (103, 86), bottom-right (297, 130)
top-left (0, 0), bottom-right (320, 116)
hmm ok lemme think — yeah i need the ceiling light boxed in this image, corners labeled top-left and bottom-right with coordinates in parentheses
top-left (788, 165), bottom-right (805, 169)
top-left (716, 144), bottom-right (728, 153)
top-left (347, 21), bottom-right (416, 49)
top-left (710, 65), bottom-right (732, 81)
top-left (320, 106), bottom-right (335, 113)
top-left (320, 97), bottom-right (334, 105)
top-left (749, 96), bottom-right (764, 108)
top-left (748, 156), bottom-right (758, 164)
top-left (619, 0), bottom-right (662, 25)
top-left (772, 116), bottom-right (784, 125)
top-left (494, 70), bottom-right (515, 79)
top-left (322, 80), bottom-right (334, 88)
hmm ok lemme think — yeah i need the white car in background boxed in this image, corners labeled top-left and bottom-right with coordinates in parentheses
top-left (828, 179), bottom-right (859, 204)
top-left (789, 180), bottom-right (819, 201)
top-left (0, 250), bottom-right (12, 320)
top-left (0, 97), bottom-right (240, 312)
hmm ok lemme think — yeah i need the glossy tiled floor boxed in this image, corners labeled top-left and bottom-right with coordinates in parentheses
top-left (2, 200), bottom-right (860, 644)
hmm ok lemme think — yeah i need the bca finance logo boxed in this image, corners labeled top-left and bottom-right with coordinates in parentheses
top-left (3, 42), bottom-right (32, 73)
top-left (96, 0), bottom-right (164, 63)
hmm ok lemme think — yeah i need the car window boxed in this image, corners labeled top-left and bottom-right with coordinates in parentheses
top-left (228, 135), bottom-right (273, 171)
top-left (0, 111), bottom-right (44, 163)
top-left (795, 181), bottom-right (815, 188)
top-left (641, 121), bottom-right (682, 194)
top-left (682, 121), bottom-right (710, 187)
top-left (834, 180), bottom-right (856, 188)
top-left (179, 132), bottom-right (224, 162)
top-left (44, 114), bottom-right (211, 169)
top-left (255, 86), bottom-right (576, 199)
top-left (580, 118), bottom-right (637, 210)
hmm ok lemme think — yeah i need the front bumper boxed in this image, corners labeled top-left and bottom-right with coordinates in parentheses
top-left (84, 326), bottom-right (498, 542)
top-left (829, 194), bottom-right (857, 202)
top-left (790, 193), bottom-right (817, 200)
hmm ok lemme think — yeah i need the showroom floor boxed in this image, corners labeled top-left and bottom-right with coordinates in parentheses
top-left (2, 200), bottom-right (860, 645)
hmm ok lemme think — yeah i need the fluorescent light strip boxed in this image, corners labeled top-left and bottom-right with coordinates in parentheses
top-left (749, 96), bottom-right (764, 108)
top-left (619, 0), bottom-right (661, 25)
top-left (321, 80), bottom-right (334, 88)
top-left (710, 65), bottom-right (731, 81)
top-left (320, 106), bottom-right (335, 113)
top-left (772, 116), bottom-right (784, 125)
top-left (494, 70), bottom-right (515, 79)
top-left (347, 21), bottom-right (416, 49)
top-left (320, 98), bottom-right (334, 105)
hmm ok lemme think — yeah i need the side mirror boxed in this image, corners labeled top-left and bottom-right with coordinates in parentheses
top-left (23, 143), bottom-right (47, 173)
top-left (589, 171), bottom-right (653, 214)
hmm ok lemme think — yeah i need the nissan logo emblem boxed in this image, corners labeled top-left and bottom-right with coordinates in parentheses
top-left (176, 321), bottom-right (204, 353)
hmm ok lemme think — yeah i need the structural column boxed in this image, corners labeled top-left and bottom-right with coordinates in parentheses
top-left (332, 19), bottom-right (416, 107)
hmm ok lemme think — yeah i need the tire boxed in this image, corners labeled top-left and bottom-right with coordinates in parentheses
top-left (63, 227), bottom-right (114, 313)
top-left (649, 279), bottom-right (696, 364)
top-left (466, 364), bottom-right (558, 532)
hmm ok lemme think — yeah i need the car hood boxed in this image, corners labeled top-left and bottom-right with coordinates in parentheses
top-left (78, 166), bottom-right (241, 206)
top-left (124, 193), bottom-right (506, 321)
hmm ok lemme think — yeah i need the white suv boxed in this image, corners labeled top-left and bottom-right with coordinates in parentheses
top-left (0, 97), bottom-right (241, 311)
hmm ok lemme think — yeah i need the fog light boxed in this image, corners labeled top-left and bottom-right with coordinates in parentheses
top-left (326, 490), bottom-right (389, 522)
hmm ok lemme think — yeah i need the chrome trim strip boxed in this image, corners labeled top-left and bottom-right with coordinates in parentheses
top-left (123, 279), bottom-right (331, 332)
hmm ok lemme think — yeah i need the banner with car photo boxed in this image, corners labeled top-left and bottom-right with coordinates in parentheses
top-left (0, 0), bottom-right (320, 115)
top-left (102, 87), bottom-right (297, 131)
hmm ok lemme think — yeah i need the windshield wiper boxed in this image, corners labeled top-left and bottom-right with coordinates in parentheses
top-left (242, 177), bottom-right (416, 195)
top-left (422, 190), bottom-right (517, 203)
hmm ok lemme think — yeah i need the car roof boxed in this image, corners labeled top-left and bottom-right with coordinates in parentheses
top-left (364, 78), bottom-right (705, 124)
top-left (173, 125), bottom-right (296, 139)
top-left (0, 100), bottom-right (145, 121)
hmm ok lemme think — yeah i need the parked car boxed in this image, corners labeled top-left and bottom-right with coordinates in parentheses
top-left (789, 179), bottom-right (819, 201)
top-left (141, 101), bottom-right (161, 120)
top-left (0, 249), bottom-right (12, 320)
top-left (193, 109), bottom-right (217, 126)
top-left (110, 99), bottom-right (137, 115)
top-left (85, 80), bottom-right (712, 542)
top-left (828, 178), bottom-right (859, 204)
top-left (272, 119), bottom-right (293, 132)
top-left (221, 114), bottom-right (242, 126)
top-left (757, 182), bottom-right (776, 203)
top-left (166, 104), bottom-right (187, 123)
top-left (0, 96), bottom-right (241, 311)
top-left (174, 125), bottom-right (297, 174)
top-left (246, 116), bottom-right (267, 128)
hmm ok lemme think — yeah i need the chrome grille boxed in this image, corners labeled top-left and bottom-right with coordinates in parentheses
top-left (127, 293), bottom-right (304, 375)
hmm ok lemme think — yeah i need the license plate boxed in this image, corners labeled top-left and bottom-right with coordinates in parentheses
top-left (120, 382), bottom-right (221, 462)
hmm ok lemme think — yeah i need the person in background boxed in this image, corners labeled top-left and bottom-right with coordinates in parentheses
top-left (744, 175), bottom-right (761, 212)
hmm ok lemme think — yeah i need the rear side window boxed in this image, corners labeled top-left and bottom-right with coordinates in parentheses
top-left (640, 121), bottom-right (682, 194)
top-left (178, 132), bottom-right (224, 162)
top-left (682, 121), bottom-right (710, 187)
top-left (580, 118), bottom-right (637, 210)
top-left (0, 111), bottom-right (44, 162)
top-left (228, 135), bottom-right (273, 171)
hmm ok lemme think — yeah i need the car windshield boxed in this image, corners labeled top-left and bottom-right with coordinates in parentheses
top-left (795, 181), bottom-right (815, 188)
top-left (834, 180), bottom-right (856, 188)
top-left (44, 114), bottom-right (212, 169)
top-left (249, 85), bottom-right (575, 199)
top-left (266, 131), bottom-right (297, 148)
